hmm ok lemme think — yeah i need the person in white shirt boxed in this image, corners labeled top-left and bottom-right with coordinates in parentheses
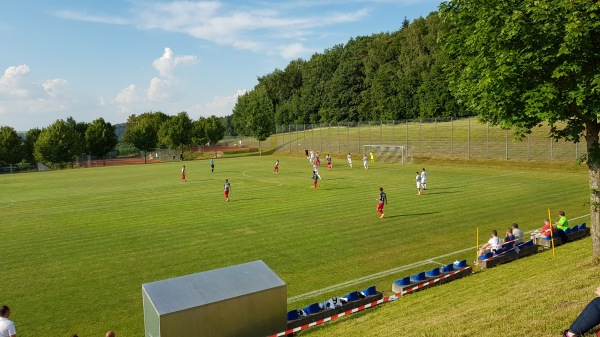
top-left (347, 153), bottom-right (352, 168)
top-left (0, 305), bottom-right (16, 337)
top-left (313, 163), bottom-right (321, 179)
top-left (421, 168), bottom-right (428, 190)
top-left (363, 155), bottom-right (368, 169)
top-left (479, 230), bottom-right (501, 255)
top-left (415, 172), bottom-right (422, 195)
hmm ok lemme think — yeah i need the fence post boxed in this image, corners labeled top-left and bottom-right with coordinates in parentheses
top-left (486, 122), bottom-right (489, 159)
top-left (347, 122), bottom-right (350, 154)
top-left (576, 142), bottom-right (578, 160)
top-left (550, 137), bottom-right (553, 161)
top-left (468, 117), bottom-right (470, 159)
top-left (406, 119), bottom-right (409, 148)
top-left (320, 123), bottom-right (322, 152)
top-left (434, 118), bottom-right (437, 156)
top-left (527, 134), bottom-right (530, 160)
top-left (358, 122), bottom-right (361, 154)
top-left (338, 123), bottom-right (341, 154)
top-left (380, 120), bottom-right (383, 144)
top-left (451, 117), bottom-right (453, 158)
top-left (505, 130), bottom-right (509, 160)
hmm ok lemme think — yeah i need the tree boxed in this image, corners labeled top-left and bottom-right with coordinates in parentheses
top-left (23, 128), bottom-right (41, 164)
top-left (204, 115), bottom-right (225, 158)
top-left (34, 119), bottom-right (84, 168)
top-left (123, 112), bottom-right (169, 163)
top-left (85, 118), bottom-right (118, 164)
top-left (158, 111), bottom-right (193, 154)
top-left (0, 126), bottom-right (22, 170)
top-left (232, 86), bottom-right (275, 155)
top-left (66, 116), bottom-right (88, 154)
top-left (440, 0), bottom-right (600, 257)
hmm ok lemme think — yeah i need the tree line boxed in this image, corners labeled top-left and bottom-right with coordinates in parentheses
top-left (0, 112), bottom-right (226, 169)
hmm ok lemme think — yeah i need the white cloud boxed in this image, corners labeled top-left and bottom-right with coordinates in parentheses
top-left (279, 43), bottom-right (310, 59)
top-left (152, 47), bottom-right (197, 78)
top-left (147, 77), bottom-right (173, 101)
top-left (115, 84), bottom-right (140, 105)
top-left (188, 89), bottom-right (247, 118)
top-left (58, 1), bottom-right (370, 59)
top-left (0, 65), bottom-right (32, 97)
top-left (42, 79), bottom-right (68, 98)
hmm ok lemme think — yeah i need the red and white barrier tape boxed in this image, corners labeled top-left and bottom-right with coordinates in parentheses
top-left (267, 266), bottom-right (472, 337)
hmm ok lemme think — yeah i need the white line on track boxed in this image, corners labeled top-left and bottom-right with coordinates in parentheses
top-left (288, 213), bottom-right (590, 304)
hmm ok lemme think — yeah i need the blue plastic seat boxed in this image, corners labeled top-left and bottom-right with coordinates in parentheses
top-left (363, 286), bottom-right (377, 296)
top-left (410, 272), bottom-right (426, 282)
top-left (287, 309), bottom-right (299, 321)
top-left (504, 242), bottom-right (514, 250)
top-left (516, 242), bottom-right (524, 249)
top-left (493, 248), bottom-right (504, 256)
top-left (454, 260), bottom-right (468, 268)
top-left (394, 276), bottom-right (411, 286)
top-left (579, 223), bottom-right (587, 230)
top-left (344, 291), bottom-right (360, 302)
top-left (441, 264), bottom-right (454, 273)
top-left (567, 227), bottom-right (575, 233)
top-left (425, 268), bottom-right (440, 277)
top-left (525, 239), bottom-right (534, 246)
top-left (303, 303), bottom-right (321, 315)
top-left (479, 252), bottom-right (492, 260)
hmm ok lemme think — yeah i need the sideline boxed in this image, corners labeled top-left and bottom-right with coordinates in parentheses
top-left (288, 213), bottom-right (590, 304)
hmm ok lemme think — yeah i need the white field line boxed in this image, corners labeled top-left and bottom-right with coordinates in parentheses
top-left (288, 213), bottom-right (590, 304)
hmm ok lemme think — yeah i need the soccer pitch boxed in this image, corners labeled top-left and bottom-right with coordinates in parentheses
top-left (0, 155), bottom-right (589, 336)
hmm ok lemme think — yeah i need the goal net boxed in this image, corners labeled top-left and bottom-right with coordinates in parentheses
top-left (363, 145), bottom-right (414, 165)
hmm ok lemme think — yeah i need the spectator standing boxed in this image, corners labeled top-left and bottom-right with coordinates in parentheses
top-left (0, 305), bottom-right (16, 337)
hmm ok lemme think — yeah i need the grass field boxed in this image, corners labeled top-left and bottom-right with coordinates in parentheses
top-left (0, 154), bottom-right (591, 336)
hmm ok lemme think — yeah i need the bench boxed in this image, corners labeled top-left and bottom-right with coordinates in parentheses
top-left (391, 260), bottom-right (472, 294)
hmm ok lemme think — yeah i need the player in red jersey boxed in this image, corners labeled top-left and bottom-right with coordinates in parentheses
top-left (312, 171), bottom-right (320, 190)
top-left (181, 165), bottom-right (186, 182)
top-left (326, 154), bottom-right (332, 170)
top-left (376, 187), bottom-right (387, 218)
top-left (224, 179), bottom-right (231, 201)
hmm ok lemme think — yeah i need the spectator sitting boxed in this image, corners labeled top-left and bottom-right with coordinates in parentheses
top-left (530, 218), bottom-right (568, 243)
top-left (504, 228), bottom-right (515, 243)
top-left (512, 223), bottom-right (524, 244)
top-left (555, 211), bottom-right (569, 231)
top-left (479, 230), bottom-right (501, 255)
top-left (564, 286), bottom-right (600, 336)
top-left (0, 305), bottom-right (16, 337)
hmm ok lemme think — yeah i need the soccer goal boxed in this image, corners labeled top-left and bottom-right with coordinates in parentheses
top-left (363, 145), bottom-right (414, 164)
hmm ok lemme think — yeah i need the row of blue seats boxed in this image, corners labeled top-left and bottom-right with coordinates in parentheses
top-left (540, 223), bottom-right (587, 240)
top-left (287, 285), bottom-right (378, 321)
top-left (478, 239), bottom-right (535, 260)
top-left (394, 260), bottom-right (468, 287)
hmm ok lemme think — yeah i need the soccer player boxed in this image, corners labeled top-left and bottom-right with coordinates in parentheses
top-left (273, 160), bottom-right (279, 174)
top-left (181, 165), bottom-right (186, 182)
top-left (415, 171), bottom-right (422, 195)
top-left (224, 179), bottom-right (231, 201)
top-left (210, 158), bottom-right (215, 173)
top-left (376, 187), bottom-right (387, 218)
top-left (363, 155), bottom-right (368, 169)
top-left (313, 163), bottom-right (321, 179)
top-left (347, 153), bottom-right (352, 168)
top-left (326, 154), bottom-right (332, 171)
top-left (312, 171), bottom-right (320, 190)
top-left (370, 152), bottom-right (374, 163)
top-left (421, 168), bottom-right (427, 190)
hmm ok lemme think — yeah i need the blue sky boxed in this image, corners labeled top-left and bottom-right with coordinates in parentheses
top-left (1, 0), bottom-right (442, 131)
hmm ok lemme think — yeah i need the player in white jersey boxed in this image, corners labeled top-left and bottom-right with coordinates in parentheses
top-left (416, 171), bottom-right (422, 195)
top-left (421, 168), bottom-right (427, 190)
top-left (347, 153), bottom-right (352, 168)
top-left (313, 163), bottom-right (321, 179)
top-left (363, 155), bottom-right (368, 169)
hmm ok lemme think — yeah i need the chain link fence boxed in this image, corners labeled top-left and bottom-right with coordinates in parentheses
top-left (227, 117), bottom-right (581, 162)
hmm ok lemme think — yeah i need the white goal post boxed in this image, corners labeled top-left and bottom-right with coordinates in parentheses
top-left (363, 145), bottom-right (414, 165)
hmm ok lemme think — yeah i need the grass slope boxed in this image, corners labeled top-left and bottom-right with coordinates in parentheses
top-left (0, 155), bottom-right (590, 336)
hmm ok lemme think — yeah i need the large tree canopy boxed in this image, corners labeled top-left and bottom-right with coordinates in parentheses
top-left (85, 117), bottom-right (118, 162)
top-left (0, 126), bottom-right (22, 167)
top-left (440, 0), bottom-right (600, 257)
top-left (34, 119), bottom-right (84, 168)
